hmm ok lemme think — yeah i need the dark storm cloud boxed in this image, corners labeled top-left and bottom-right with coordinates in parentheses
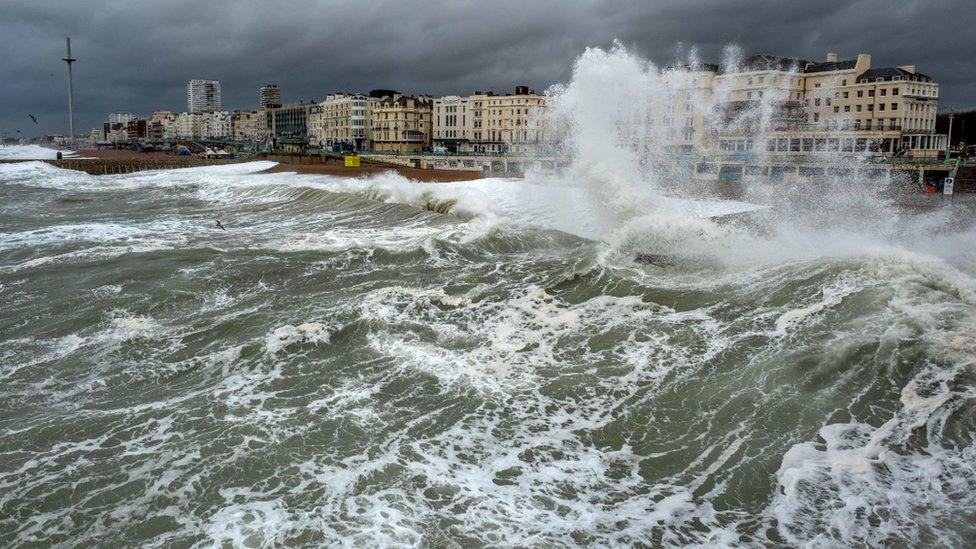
top-left (2, 0), bottom-right (974, 136)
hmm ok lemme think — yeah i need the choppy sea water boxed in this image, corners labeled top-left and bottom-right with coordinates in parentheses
top-left (1, 158), bottom-right (975, 547)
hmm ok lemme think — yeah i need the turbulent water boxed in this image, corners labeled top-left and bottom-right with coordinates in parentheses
top-left (1, 156), bottom-right (975, 547)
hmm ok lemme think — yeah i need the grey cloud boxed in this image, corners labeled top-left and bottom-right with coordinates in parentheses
top-left (1, 0), bottom-right (973, 136)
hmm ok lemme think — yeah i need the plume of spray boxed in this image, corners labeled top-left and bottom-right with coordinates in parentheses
top-left (540, 42), bottom-right (970, 268)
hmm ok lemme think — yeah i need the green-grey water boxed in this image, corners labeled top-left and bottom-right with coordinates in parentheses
top-left (1, 158), bottom-right (975, 547)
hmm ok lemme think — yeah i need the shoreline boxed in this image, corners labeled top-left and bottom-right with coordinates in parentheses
top-left (67, 149), bottom-right (484, 182)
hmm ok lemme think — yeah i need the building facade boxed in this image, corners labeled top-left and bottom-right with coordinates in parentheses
top-left (202, 111), bottom-right (232, 139)
top-left (432, 95), bottom-right (472, 152)
top-left (232, 109), bottom-right (261, 141)
top-left (108, 112), bottom-right (133, 126)
top-left (704, 52), bottom-right (945, 158)
top-left (260, 84), bottom-right (281, 109)
top-left (187, 79), bottom-right (221, 114)
top-left (469, 86), bottom-right (551, 154)
top-left (149, 111), bottom-right (178, 140)
top-left (310, 93), bottom-right (368, 150)
top-left (265, 102), bottom-right (315, 144)
top-left (367, 91), bottom-right (433, 153)
top-left (176, 112), bottom-right (204, 139)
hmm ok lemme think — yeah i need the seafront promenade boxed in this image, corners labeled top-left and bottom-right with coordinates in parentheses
top-left (0, 148), bottom-right (484, 182)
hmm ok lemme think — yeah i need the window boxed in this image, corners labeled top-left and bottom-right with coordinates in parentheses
top-left (879, 104), bottom-right (885, 111)
top-left (814, 98), bottom-right (820, 106)
top-left (815, 83), bottom-right (821, 88)
top-left (758, 76), bottom-right (765, 84)
top-left (842, 79), bottom-right (847, 86)
top-left (856, 105), bottom-right (862, 112)
top-left (891, 103), bottom-right (898, 111)
top-left (813, 113), bottom-right (820, 122)
top-left (748, 77), bottom-right (753, 85)
top-left (845, 105), bottom-right (851, 112)
top-left (868, 89), bottom-right (875, 97)
top-left (747, 91), bottom-right (753, 99)
top-left (880, 88), bottom-right (887, 96)
top-left (867, 104), bottom-right (873, 111)
top-left (834, 106), bottom-right (840, 113)
top-left (857, 90), bottom-right (863, 98)
top-left (892, 88), bottom-right (899, 95)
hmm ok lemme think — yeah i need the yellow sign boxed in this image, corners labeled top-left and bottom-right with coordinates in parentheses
top-left (344, 156), bottom-right (360, 167)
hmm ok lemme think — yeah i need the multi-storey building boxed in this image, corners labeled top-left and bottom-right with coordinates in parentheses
top-left (149, 111), bottom-right (178, 140)
top-left (260, 84), bottom-right (281, 109)
top-left (202, 111), bottom-right (232, 139)
top-left (232, 109), bottom-right (260, 141)
top-left (125, 119), bottom-right (147, 141)
top-left (367, 90), bottom-right (432, 153)
top-left (108, 112), bottom-right (133, 126)
top-left (187, 79), bottom-right (221, 113)
top-left (176, 112), bottom-right (204, 139)
top-left (704, 52), bottom-right (945, 158)
top-left (470, 87), bottom-right (550, 154)
top-left (432, 95), bottom-right (472, 152)
top-left (264, 102), bottom-right (314, 143)
top-left (310, 93), bottom-right (368, 150)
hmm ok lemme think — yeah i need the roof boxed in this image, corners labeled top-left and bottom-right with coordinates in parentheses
top-left (733, 54), bottom-right (810, 73)
top-left (804, 59), bottom-right (857, 73)
top-left (666, 61), bottom-right (719, 73)
top-left (856, 67), bottom-right (933, 83)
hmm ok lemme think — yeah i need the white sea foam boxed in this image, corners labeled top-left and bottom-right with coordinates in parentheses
top-left (265, 322), bottom-right (334, 355)
top-left (0, 144), bottom-right (74, 160)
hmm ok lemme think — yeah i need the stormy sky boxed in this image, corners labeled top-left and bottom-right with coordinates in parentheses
top-left (2, 0), bottom-right (974, 137)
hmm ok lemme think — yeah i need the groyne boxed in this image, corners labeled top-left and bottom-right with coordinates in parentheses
top-left (0, 157), bottom-right (241, 175)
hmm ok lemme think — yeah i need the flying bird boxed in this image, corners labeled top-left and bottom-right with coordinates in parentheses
top-left (215, 220), bottom-right (226, 231)
top-left (29, 114), bottom-right (38, 125)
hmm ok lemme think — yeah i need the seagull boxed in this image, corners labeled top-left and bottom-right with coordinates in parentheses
top-left (29, 114), bottom-right (38, 125)
top-left (215, 220), bottom-right (226, 231)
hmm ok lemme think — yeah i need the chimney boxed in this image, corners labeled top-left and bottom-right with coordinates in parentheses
top-left (855, 53), bottom-right (871, 73)
top-left (826, 52), bottom-right (838, 62)
top-left (515, 85), bottom-right (529, 95)
top-left (898, 64), bottom-right (917, 74)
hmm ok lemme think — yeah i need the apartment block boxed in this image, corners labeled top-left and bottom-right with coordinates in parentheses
top-left (706, 52), bottom-right (945, 158)
top-left (176, 112), bottom-right (204, 139)
top-left (149, 111), bottom-right (178, 140)
top-left (260, 84), bottom-right (281, 109)
top-left (310, 93), bottom-right (368, 150)
top-left (187, 79), bottom-right (221, 114)
top-left (232, 109), bottom-right (261, 141)
top-left (433, 95), bottom-right (473, 152)
top-left (367, 90), bottom-right (432, 154)
top-left (473, 86), bottom-right (549, 154)
top-left (202, 111), bottom-right (232, 139)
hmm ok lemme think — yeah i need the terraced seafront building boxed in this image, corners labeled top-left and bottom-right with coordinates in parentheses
top-left (676, 52), bottom-right (945, 158)
top-left (367, 90), bottom-right (433, 154)
top-left (309, 93), bottom-right (368, 150)
top-left (433, 86), bottom-right (553, 155)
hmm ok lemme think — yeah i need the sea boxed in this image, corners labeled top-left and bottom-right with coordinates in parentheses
top-left (2, 45), bottom-right (976, 548)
